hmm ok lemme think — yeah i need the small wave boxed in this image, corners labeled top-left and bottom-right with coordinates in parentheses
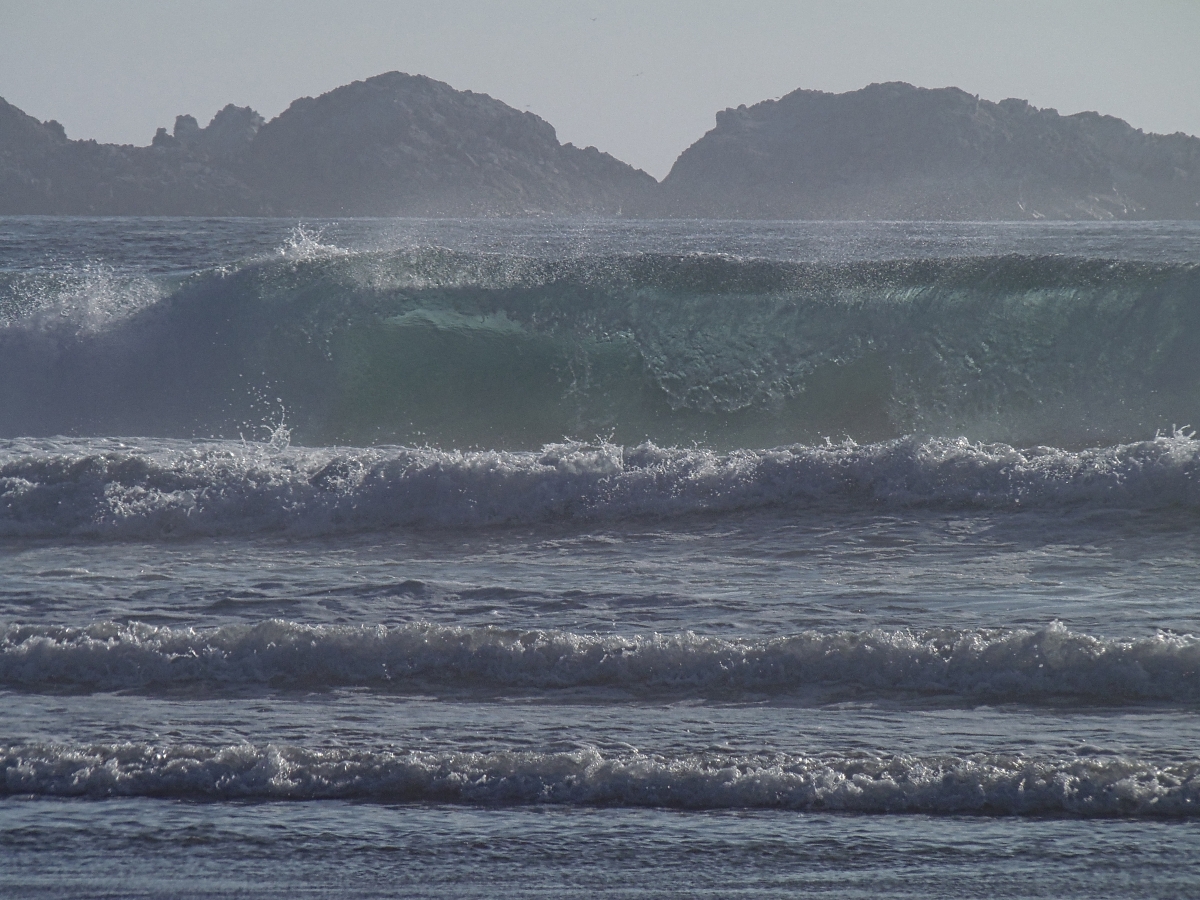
top-left (3, 620), bottom-right (1198, 703)
top-left (3, 741), bottom-right (1197, 815)
top-left (0, 433), bottom-right (1197, 539)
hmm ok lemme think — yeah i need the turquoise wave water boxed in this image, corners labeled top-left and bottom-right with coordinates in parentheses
top-left (1, 247), bottom-right (1198, 448)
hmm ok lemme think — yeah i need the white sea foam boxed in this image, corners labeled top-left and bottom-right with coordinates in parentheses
top-left (275, 224), bottom-right (352, 262)
top-left (3, 620), bottom-right (1198, 703)
top-left (0, 432), bottom-right (1197, 539)
top-left (3, 741), bottom-right (1197, 815)
top-left (0, 264), bottom-right (163, 332)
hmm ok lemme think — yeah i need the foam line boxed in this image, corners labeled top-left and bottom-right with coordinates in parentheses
top-left (4, 741), bottom-right (1197, 815)
top-left (1, 432), bottom-right (1197, 538)
top-left (3, 620), bottom-right (1198, 703)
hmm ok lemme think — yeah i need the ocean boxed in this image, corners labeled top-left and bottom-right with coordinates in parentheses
top-left (1, 216), bottom-right (1198, 898)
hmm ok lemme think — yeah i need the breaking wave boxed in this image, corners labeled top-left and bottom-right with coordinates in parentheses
top-left (1, 248), bottom-right (1198, 448)
top-left (0, 431), bottom-right (1196, 538)
top-left (3, 620), bottom-right (1198, 704)
top-left (4, 742), bottom-right (1198, 815)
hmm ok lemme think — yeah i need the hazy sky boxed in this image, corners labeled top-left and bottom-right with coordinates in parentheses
top-left (2, 0), bottom-right (1197, 179)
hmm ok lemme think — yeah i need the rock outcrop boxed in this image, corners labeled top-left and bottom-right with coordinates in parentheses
top-left (3, 76), bottom-right (1199, 219)
top-left (248, 72), bottom-right (652, 215)
top-left (0, 97), bottom-right (265, 215)
top-left (650, 82), bottom-right (1200, 220)
top-left (0, 73), bottom-right (654, 216)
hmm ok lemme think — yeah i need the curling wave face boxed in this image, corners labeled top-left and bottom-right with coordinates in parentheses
top-left (1, 432), bottom-right (1197, 539)
top-left (2, 248), bottom-right (1198, 448)
top-left (3, 620), bottom-right (1198, 704)
top-left (3, 741), bottom-right (1198, 815)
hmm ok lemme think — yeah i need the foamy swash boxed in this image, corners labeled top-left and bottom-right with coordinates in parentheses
top-left (3, 742), bottom-right (1197, 815)
top-left (1, 432), bottom-right (1196, 538)
top-left (2, 249), bottom-right (1198, 448)
top-left (4, 620), bottom-right (1198, 703)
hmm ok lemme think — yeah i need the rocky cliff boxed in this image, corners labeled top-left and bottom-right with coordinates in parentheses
top-left (246, 72), bottom-right (654, 215)
top-left (0, 97), bottom-right (264, 215)
top-left (651, 82), bottom-right (1200, 220)
top-left (4, 76), bottom-right (1199, 219)
top-left (0, 72), bottom-right (654, 216)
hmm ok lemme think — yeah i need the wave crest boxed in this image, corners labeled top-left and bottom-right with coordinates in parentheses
top-left (4, 741), bottom-right (1197, 815)
top-left (4, 620), bottom-right (1199, 703)
top-left (2, 250), bottom-right (1199, 447)
top-left (1, 433), bottom-right (1197, 538)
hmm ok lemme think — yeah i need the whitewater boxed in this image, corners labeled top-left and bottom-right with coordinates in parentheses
top-left (2, 217), bottom-right (1199, 898)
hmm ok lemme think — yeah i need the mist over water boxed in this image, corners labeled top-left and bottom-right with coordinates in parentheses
top-left (3, 218), bottom-right (1200, 898)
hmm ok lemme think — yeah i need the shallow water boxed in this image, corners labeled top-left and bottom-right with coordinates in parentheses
top-left (1, 217), bottom-right (1199, 896)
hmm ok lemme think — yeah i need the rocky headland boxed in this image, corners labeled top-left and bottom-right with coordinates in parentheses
top-left (2, 75), bottom-right (1198, 219)
top-left (650, 82), bottom-right (1200, 220)
top-left (0, 72), bottom-right (654, 216)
